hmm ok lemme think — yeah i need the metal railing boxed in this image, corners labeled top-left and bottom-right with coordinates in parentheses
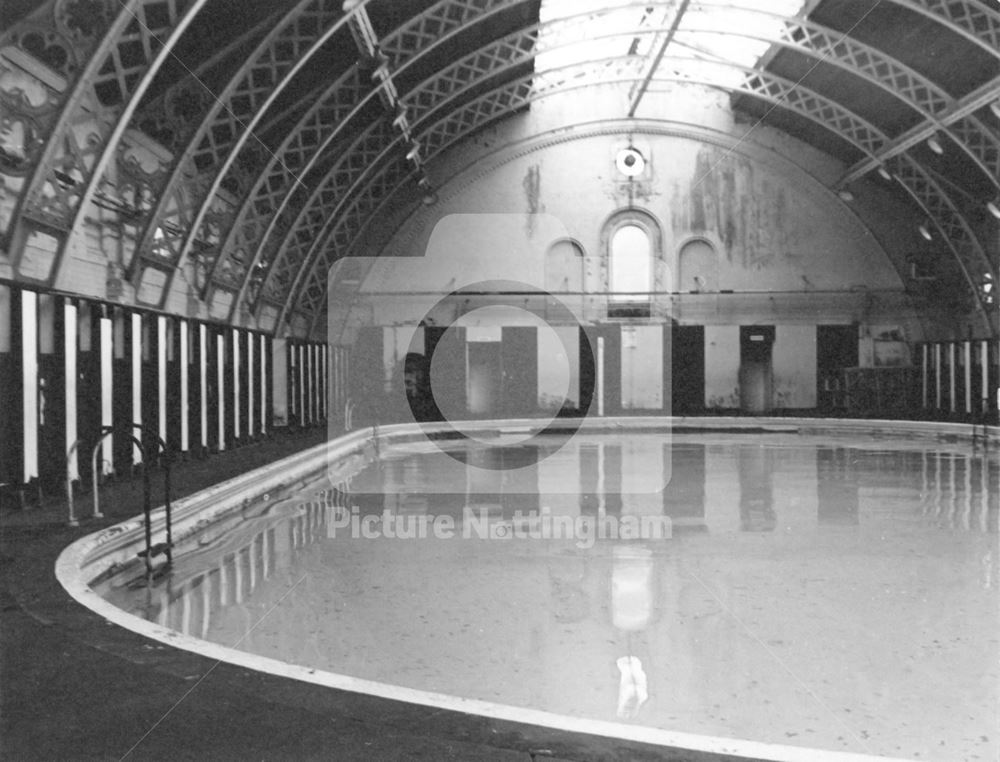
top-left (65, 424), bottom-right (173, 578)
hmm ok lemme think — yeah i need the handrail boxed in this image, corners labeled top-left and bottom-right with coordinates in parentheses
top-left (91, 424), bottom-right (167, 520)
top-left (65, 423), bottom-right (173, 577)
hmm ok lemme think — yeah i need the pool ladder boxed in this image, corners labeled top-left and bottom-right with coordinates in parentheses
top-left (65, 424), bottom-right (173, 578)
top-left (134, 430), bottom-right (173, 579)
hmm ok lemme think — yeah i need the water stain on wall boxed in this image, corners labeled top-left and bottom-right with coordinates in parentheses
top-left (523, 164), bottom-right (542, 235)
top-left (687, 147), bottom-right (802, 271)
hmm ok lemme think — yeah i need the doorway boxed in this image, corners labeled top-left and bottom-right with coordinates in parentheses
top-left (739, 325), bottom-right (774, 414)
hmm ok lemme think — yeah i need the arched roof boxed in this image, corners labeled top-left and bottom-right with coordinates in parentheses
top-left (1, 0), bottom-right (997, 337)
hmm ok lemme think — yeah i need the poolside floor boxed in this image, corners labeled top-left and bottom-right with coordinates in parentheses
top-left (1, 428), bottom-right (720, 762)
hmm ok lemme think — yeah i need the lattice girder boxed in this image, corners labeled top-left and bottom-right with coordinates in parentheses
top-left (133, 13), bottom-right (280, 153)
top-left (252, 119), bottom-right (398, 317)
top-left (280, 60), bottom-right (648, 330)
top-left (261, 5), bottom-right (999, 330)
top-left (296, 57), bottom-right (995, 335)
top-left (0, 0), bottom-right (109, 222)
top-left (891, 0), bottom-right (1000, 57)
top-left (288, 55), bottom-right (882, 320)
top-left (678, 10), bottom-right (1000, 190)
top-left (239, 122), bottom-right (398, 312)
top-left (4, 0), bottom-right (189, 283)
top-left (126, 0), bottom-right (349, 303)
top-left (163, 0), bottom-right (535, 313)
top-left (890, 155), bottom-right (999, 283)
top-left (294, 158), bottom-right (413, 321)
top-left (211, 0), bottom-right (531, 320)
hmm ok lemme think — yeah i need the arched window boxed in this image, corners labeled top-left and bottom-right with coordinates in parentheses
top-left (610, 224), bottom-right (651, 302)
top-left (604, 211), bottom-right (660, 318)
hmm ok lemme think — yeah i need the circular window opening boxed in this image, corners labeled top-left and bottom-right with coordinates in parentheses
top-left (616, 147), bottom-right (646, 177)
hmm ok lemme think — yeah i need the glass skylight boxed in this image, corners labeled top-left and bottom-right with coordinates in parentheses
top-left (537, 0), bottom-right (810, 92)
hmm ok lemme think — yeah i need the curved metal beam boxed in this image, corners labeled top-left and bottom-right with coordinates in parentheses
top-left (295, 59), bottom-right (995, 337)
top-left (240, 3), bottom-right (998, 320)
top-left (842, 74), bottom-right (1000, 186)
top-left (0, 0), bottom-right (105, 238)
top-left (5, 0), bottom-right (193, 284)
top-left (133, 10), bottom-right (283, 150)
top-left (126, 0), bottom-right (355, 308)
top-left (286, 56), bottom-right (879, 325)
top-left (208, 0), bottom-right (536, 323)
top-left (252, 4), bottom-right (998, 331)
top-left (888, 0), bottom-right (1000, 58)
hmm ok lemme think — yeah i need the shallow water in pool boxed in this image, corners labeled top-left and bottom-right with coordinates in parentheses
top-left (100, 432), bottom-right (999, 759)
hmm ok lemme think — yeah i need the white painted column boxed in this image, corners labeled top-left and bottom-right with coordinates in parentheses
top-left (157, 316), bottom-right (167, 447)
top-left (306, 345), bottom-right (313, 424)
top-left (131, 313), bottom-right (142, 464)
top-left (100, 317), bottom-right (113, 475)
top-left (597, 336), bottom-right (605, 416)
top-left (180, 319), bottom-right (189, 452)
top-left (64, 302), bottom-right (78, 481)
top-left (199, 325), bottom-right (208, 449)
top-left (921, 344), bottom-right (928, 409)
top-left (288, 344), bottom-right (296, 422)
top-left (322, 344), bottom-right (328, 419)
top-left (217, 333), bottom-right (225, 451)
top-left (259, 335), bottom-right (267, 434)
top-left (233, 328), bottom-right (240, 441)
top-left (299, 345), bottom-right (306, 425)
top-left (934, 343), bottom-right (941, 410)
top-left (982, 340), bottom-right (990, 419)
top-left (964, 341), bottom-right (972, 415)
top-left (247, 331), bottom-right (254, 437)
top-left (948, 342), bottom-right (956, 414)
top-left (21, 291), bottom-right (38, 484)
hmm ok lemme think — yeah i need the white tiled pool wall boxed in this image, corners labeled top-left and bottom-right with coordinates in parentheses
top-left (71, 416), bottom-right (997, 586)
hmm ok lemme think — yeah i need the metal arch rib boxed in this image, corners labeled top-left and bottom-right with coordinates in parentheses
top-left (247, 4), bottom-right (1000, 327)
top-left (841, 75), bottom-right (1000, 186)
top-left (6, 0), bottom-right (193, 283)
top-left (672, 14), bottom-right (1000, 191)
top-left (189, 1), bottom-right (996, 318)
top-left (282, 56), bottom-right (876, 329)
top-left (126, 0), bottom-right (355, 306)
top-left (886, 0), bottom-right (1000, 58)
top-left (169, 0), bottom-right (527, 319)
top-left (133, 10), bottom-right (285, 139)
top-left (252, 5), bottom-right (999, 330)
top-left (291, 59), bottom-right (995, 337)
top-left (210, 0), bottom-right (536, 323)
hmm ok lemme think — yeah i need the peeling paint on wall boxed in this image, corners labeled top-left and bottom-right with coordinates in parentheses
top-left (523, 164), bottom-right (541, 235)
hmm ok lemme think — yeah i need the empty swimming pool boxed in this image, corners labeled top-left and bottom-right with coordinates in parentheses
top-left (66, 421), bottom-right (998, 761)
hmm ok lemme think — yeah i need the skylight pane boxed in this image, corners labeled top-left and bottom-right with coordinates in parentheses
top-left (536, 0), bottom-right (809, 87)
